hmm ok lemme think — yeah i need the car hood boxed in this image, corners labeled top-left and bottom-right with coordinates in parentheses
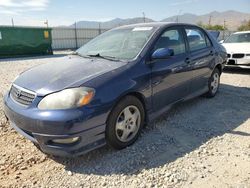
top-left (14, 55), bottom-right (127, 96)
top-left (222, 43), bottom-right (250, 54)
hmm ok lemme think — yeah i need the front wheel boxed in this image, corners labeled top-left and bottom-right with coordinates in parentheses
top-left (206, 68), bottom-right (221, 98)
top-left (106, 96), bottom-right (145, 149)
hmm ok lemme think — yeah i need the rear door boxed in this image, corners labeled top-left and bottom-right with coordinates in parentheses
top-left (184, 27), bottom-right (215, 92)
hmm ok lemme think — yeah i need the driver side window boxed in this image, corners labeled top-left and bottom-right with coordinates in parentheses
top-left (154, 29), bottom-right (186, 56)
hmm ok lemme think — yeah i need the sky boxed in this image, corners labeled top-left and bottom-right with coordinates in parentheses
top-left (0, 0), bottom-right (249, 26)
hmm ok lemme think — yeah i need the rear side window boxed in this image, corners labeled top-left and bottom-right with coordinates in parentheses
top-left (154, 29), bottom-right (186, 56)
top-left (185, 28), bottom-right (210, 51)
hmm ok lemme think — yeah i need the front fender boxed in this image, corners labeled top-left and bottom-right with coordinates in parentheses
top-left (85, 61), bottom-right (152, 118)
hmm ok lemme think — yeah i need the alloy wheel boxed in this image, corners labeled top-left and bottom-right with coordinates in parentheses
top-left (211, 72), bottom-right (220, 94)
top-left (115, 105), bottom-right (141, 143)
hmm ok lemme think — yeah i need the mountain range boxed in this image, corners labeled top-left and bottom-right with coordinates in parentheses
top-left (70, 10), bottom-right (250, 30)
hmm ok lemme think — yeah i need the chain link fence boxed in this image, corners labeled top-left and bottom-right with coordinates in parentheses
top-left (51, 27), bottom-right (236, 50)
top-left (51, 27), bottom-right (110, 50)
top-left (218, 30), bottom-right (236, 41)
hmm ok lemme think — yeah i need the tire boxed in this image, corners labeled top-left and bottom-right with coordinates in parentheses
top-left (206, 68), bottom-right (221, 98)
top-left (106, 95), bottom-right (145, 150)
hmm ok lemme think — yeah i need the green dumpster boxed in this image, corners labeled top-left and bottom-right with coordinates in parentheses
top-left (0, 26), bottom-right (53, 58)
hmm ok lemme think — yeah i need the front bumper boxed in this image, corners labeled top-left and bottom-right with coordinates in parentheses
top-left (226, 56), bottom-right (250, 68)
top-left (3, 93), bottom-right (108, 157)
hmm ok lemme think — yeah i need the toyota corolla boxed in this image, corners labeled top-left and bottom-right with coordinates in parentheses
top-left (4, 23), bottom-right (227, 157)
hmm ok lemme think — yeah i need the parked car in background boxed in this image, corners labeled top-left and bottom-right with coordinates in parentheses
top-left (221, 31), bottom-right (250, 68)
top-left (4, 23), bottom-right (227, 157)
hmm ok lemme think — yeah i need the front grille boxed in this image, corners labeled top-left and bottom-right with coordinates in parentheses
top-left (10, 84), bottom-right (36, 106)
top-left (232, 54), bottom-right (244, 58)
top-left (227, 54), bottom-right (231, 58)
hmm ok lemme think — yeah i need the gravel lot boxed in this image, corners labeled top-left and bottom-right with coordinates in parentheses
top-left (0, 55), bottom-right (250, 188)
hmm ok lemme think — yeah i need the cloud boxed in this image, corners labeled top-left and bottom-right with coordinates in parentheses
top-left (0, 0), bottom-right (49, 15)
top-left (0, 8), bottom-right (19, 15)
top-left (170, 0), bottom-right (199, 6)
top-left (0, 0), bottom-right (49, 8)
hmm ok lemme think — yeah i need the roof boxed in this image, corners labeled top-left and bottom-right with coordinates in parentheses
top-left (114, 22), bottom-right (197, 29)
top-left (234, 31), bottom-right (250, 34)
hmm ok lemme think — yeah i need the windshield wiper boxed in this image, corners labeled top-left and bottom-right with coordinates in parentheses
top-left (71, 51), bottom-right (93, 59)
top-left (87, 53), bottom-right (121, 61)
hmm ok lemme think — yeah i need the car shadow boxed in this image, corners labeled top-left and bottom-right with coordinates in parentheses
top-left (52, 83), bottom-right (250, 176)
top-left (223, 67), bottom-right (250, 75)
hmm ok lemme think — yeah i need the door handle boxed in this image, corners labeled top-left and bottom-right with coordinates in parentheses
top-left (210, 51), bottom-right (214, 56)
top-left (185, 57), bottom-right (191, 64)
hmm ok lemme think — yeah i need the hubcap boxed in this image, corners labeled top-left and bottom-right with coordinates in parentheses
top-left (211, 73), bottom-right (219, 94)
top-left (115, 105), bottom-right (141, 142)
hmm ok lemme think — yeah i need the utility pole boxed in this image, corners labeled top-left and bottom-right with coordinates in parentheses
top-left (74, 22), bottom-right (78, 49)
top-left (44, 20), bottom-right (48, 28)
top-left (98, 22), bottom-right (101, 34)
top-left (223, 19), bottom-right (226, 40)
top-left (223, 19), bottom-right (226, 30)
top-left (208, 15), bottom-right (212, 25)
top-left (176, 10), bottom-right (182, 23)
top-left (11, 18), bottom-right (14, 27)
top-left (142, 12), bottom-right (146, 23)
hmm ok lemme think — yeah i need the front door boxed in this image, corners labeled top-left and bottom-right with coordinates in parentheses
top-left (150, 27), bottom-right (193, 112)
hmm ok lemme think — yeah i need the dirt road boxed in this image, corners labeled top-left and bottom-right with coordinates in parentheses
top-left (0, 56), bottom-right (249, 188)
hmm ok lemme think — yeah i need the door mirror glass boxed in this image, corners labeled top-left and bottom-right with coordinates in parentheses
top-left (151, 48), bottom-right (174, 60)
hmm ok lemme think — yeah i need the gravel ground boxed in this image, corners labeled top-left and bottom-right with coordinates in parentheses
top-left (0, 55), bottom-right (250, 188)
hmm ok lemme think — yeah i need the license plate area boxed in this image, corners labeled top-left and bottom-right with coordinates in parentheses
top-left (228, 59), bottom-right (236, 65)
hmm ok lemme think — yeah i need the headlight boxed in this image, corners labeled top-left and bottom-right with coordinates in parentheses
top-left (38, 87), bottom-right (95, 110)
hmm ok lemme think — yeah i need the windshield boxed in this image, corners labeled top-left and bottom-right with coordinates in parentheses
top-left (224, 33), bottom-right (250, 43)
top-left (76, 27), bottom-right (156, 60)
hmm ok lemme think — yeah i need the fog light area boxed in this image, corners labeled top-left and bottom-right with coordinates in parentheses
top-left (52, 137), bottom-right (80, 144)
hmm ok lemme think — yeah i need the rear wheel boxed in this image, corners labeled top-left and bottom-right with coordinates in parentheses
top-left (106, 96), bottom-right (145, 149)
top-left (206, 68), bottom-right (220, 98)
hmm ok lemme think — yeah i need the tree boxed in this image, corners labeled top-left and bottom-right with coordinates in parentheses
top-left (238, 20), bottom-right (250, 31)
top-left (207, 25), bottom-right (225, 31)
top-left (196, 21), bottom-right (226, 31)
top-left (197, 21), bottom-right (204, 28)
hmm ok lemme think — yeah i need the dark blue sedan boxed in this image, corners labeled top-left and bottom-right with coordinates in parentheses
top-left (4, 23), bottom-right (227, 157)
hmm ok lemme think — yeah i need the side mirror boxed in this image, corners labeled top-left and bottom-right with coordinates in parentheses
top-left (219, 40), bottom-right (224, 44)
top-left (151, 48), bottom-right (174, 60)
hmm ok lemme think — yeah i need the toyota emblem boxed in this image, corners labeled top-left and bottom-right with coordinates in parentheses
top-left (16, 89), bottom-right (22, 98)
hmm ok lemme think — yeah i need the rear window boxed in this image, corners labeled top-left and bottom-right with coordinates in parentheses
top-left (185, 28), bottom-right (210, 51)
